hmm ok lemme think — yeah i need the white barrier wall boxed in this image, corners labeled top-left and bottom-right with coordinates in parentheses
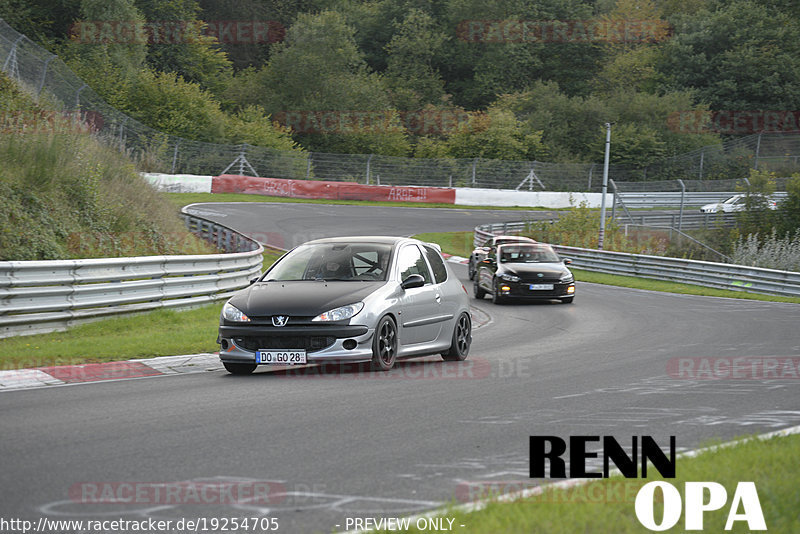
top-left (142, 173), bottom-right (213, 193)
top-left (455, 188), bottom-right (614, 208)
top-left (143, 172), bottom-right (615, 208)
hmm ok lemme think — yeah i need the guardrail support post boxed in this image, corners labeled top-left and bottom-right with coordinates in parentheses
top-left (677, 179), bottom-right (686, 232)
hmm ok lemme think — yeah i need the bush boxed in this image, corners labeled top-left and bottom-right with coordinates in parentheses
top-left (0, 72), bottom-right (215, 260)
top-left (732, 229), bottom-right (800, 272)
top-left (523, 202), bottom-right (666, 254)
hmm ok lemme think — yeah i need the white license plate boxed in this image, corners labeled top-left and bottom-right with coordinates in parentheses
top-left (256, 350), bottom-right (307, 365)
top-left (529, 284), bottom-right (554, 290)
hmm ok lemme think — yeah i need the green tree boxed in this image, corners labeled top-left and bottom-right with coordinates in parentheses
top-left (134, 0), bottom-right (233, 96)
top-left (736, 169), bottom-right (777, 236)
top-left (123, 70), bottom-right (226, 141)
top-left (587, 122), bottom-right (667, 166)
top-left (417, 108), bottom-right (544, 160)
top-left (59, 0), bottom-right (148, 109)
top-left (383, 9), bottom-right (448, 111)
top-left (659, 0), bottom-right (800, 111)
top-left (235, 10), bottom-right (408, 155)
top-left (439, 0), bottom-right (602, 108)
top-left (223, 105), bottom-right (299, 150)
top-left (777, 174), bottom-right (800, 237)
top-left (195, 0), bottom-right (314, 70)
top-left (248, 11), bottom-right (391, 113)
top-left (495, 81), bottom-right (719, 163)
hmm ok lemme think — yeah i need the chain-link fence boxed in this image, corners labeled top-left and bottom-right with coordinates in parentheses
top-left (2, 17), bottom-right (800, 192)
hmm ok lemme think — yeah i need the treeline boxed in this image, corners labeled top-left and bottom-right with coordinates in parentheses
top-left (2, 0), bottom-right (800, 165)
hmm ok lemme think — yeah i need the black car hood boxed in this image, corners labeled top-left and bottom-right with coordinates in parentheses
top-left (501, 262), bottom-right (569, 277)
top-left (229, 281), bottom-right (384, 317)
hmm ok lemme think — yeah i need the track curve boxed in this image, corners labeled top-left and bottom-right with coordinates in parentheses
top-left (1, 202), bottom-right (799, 533)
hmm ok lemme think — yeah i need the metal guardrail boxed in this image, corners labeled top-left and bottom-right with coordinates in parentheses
top-left (473, 212), bottom-right (738, 236)
top-left (0, 209), bottom-right (264, 338)
top-left (474, 223), bottom-right (800, 298)
top-left (621, 212), bottom-right (737, 229)
top-left (617, 191), bottom-right (788, 209)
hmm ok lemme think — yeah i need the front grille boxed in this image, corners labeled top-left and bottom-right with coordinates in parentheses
top-left (510, 282), bottom-right (571, 297)
top-left (519, 275), bottom-right (561, 283)
top-left (247, 316), bottom-right (316, 325)
top-left (235, 336), bottom-right (336, 353)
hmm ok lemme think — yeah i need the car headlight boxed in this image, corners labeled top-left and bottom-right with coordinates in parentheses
top-left (560, 273), bottom-right (574, 283)
top-left (312, 302), bottom-right (364, 322)
top-left (500, 273), bottom-right (520, 282)
top-left (222, 301), bottom-right (250, 322)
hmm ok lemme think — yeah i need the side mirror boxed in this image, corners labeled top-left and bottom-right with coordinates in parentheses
top-left (249, 277), bottom-right (260, 285)
top-left (563, 259), bottom-right (572, 265)
top-left (401, 274), bottom-right (425, 290)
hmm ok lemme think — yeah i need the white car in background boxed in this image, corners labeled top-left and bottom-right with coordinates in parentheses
top-left (700, 194), bottom-right (777, 213)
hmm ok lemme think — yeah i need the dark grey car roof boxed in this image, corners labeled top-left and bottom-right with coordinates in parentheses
top-left (303, 236), bottom-right (414, 246)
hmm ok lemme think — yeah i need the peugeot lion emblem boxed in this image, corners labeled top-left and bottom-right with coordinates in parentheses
top-left (272, 315), bottom-right (289, 327)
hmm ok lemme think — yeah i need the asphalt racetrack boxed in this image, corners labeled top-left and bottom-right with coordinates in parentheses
top-left (2, 202), bottom-right (799, 533)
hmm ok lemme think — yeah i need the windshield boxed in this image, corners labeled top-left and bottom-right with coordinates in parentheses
top-left (264, 243), bottom-right (393, 281)
top-left (498, 244), bottom-right (560, 263)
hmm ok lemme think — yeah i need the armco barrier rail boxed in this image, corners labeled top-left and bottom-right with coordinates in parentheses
top-left (620, 212), bottom-right (737, 229)
top-left (475, 223), bottom-right (800, 298)
top-left (0, 210), bottom-right (264, 338)
top-left (616, 191), bottom-right (788, 209)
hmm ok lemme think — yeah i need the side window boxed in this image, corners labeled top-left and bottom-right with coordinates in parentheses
top-left (423, 245), bottom-right (448, 284)
top-left (396, 245), bottom-right (432, 285)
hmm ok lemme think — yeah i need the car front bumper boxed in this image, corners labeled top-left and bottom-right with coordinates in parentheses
top-left (217, 324), bottom-right (376, 364)
top-left (496, 281), bottom-right (575, 300)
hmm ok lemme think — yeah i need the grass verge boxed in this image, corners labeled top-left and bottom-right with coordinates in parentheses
top-left (381, 432), bottom-right (800, 533)
top-left (571, 268), bottom-right (800, 304)
top-left (416, 232), bottom-right (800, 304)
top-left (415, 231), bottom-right (475, 258)
top-left (165, 192), bottom-right (558, 211)
top-left (0, 251), bottom-right (282, 369)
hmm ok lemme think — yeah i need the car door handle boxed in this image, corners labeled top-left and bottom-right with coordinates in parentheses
top-left (435, 294), bottom-right (441, 302)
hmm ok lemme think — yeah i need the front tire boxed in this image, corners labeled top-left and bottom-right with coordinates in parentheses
top-left (371, 315), bottom-right (398, 371)
top-left (492, 278), bottom-right (505, 304)
top-left (474, 276), bottom-right (486, 299)
top-left (442, 312), bottom-right (471, 361)
top-left (468, 259), bottom-right (475, 280)
top-left (223, 362), bottom-right (257, 375)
